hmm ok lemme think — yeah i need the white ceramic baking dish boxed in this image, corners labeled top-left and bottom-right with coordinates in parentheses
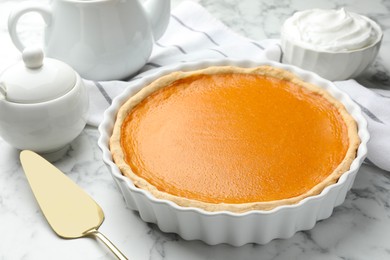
top-left (98, 59), bottom-right (369, 246)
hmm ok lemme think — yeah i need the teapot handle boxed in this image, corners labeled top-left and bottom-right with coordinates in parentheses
top-left (8, 3), bottom-right (52, 52)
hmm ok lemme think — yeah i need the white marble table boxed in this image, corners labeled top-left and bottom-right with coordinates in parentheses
top-left (1, 0), bottom-right (390, 259)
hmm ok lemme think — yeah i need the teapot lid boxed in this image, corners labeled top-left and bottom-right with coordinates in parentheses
top-left (0, 47), bottom-right (76, 103)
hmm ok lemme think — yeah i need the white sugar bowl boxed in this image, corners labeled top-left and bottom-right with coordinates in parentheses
top-left (0, 47), bottom-right (89, 161)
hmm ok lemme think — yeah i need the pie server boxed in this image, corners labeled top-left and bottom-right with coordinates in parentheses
top-left (20, 150), bottom-right (128, 260)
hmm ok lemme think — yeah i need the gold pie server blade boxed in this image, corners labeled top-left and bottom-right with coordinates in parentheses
top-left (20, 150), bottom-right (128, 260)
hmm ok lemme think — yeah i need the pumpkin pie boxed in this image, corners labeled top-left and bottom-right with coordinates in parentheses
top-left (110, 66), bottom-right (360, 213)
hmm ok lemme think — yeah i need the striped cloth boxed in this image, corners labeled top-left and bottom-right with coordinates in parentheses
top-left (86, 1), bottom-right (390, 172)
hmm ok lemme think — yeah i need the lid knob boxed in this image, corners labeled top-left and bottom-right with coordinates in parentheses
top-left (22, 47), bottom-right (44, 69)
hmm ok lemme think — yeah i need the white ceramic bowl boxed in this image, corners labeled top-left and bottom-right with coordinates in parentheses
top-left (0, 73), bottom-right (88, 160)
top-left (281, 16), bottom-right (383, 81)
top-left (98, 59), bottom-right (369, 246)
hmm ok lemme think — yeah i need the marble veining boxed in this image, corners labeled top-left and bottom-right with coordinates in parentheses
top-left (0, 0), bottom-right (390, 259)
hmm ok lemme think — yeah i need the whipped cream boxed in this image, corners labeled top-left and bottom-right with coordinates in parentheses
top-left (282, 8), bottom-right (381, 52)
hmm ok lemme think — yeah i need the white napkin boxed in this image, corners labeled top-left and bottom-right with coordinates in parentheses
top-left (86, 1), bottom-right (390, 172)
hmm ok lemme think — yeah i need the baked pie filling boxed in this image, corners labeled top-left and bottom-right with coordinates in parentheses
top-left (110, 66), bottom-right (359, 212)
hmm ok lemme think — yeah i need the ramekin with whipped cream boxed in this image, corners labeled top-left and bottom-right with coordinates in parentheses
top-left (281, 8), bottom-right (382, 81)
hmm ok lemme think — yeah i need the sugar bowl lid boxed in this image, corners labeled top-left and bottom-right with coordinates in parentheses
top-left (0, 47), bottom-right (76, 103)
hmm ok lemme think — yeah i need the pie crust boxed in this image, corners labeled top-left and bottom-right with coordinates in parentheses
top-left (110, 66), bottom-right (360, 213)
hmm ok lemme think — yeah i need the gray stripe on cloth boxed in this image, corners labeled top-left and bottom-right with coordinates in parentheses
top-left (209, 48), bottom-right (228, 57)
top-left (156, 41), bottom-right (187, 54)
top-left (355, 100), bottom-right (385, 124)
top-left (275, 43), bottom-right (284, 63)
top-left (145, 62), bottom-right (162, 68)
top-left (94, 81), bottom-right (112, 105)
top-left (376, 92), bottom-right (390, 99)
top-left (250, 41), bottom-right (265, 50)
top-left (171, 14), bottom-right (220, 46)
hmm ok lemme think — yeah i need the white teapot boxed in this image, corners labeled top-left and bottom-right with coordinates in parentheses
top-left (8, 0), bottom-right (171, 81)
top-left (0, 47), bottom-right (89, 161)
